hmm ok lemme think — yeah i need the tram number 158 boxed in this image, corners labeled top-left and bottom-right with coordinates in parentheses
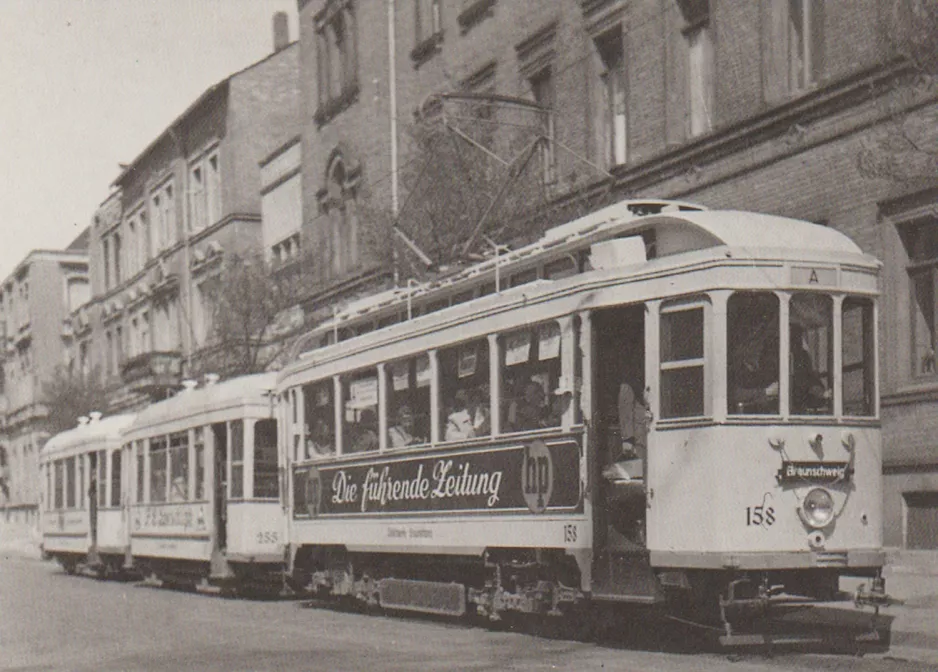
top-left (745, 505), bottom-right (775, 527)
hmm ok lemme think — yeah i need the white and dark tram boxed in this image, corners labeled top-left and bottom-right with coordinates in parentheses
top-left (121, 373), bottom-right (283, 593)
top-left (39, 412), bottom-right (136, 577)
top-left (278, 200), bottom-right (887, 640)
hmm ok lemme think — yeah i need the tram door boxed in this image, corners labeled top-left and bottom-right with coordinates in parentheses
top-left (590, 305), bottom-right (657, 599)
top-left (212, 423), bottom-right (228, 551)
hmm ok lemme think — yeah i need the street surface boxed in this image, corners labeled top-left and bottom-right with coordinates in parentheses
top-left (0, 555), bottom-right (932, 672)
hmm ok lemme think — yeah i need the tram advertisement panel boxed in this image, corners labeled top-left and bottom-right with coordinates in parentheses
top-left (293, 438), bottom-right (581, 518)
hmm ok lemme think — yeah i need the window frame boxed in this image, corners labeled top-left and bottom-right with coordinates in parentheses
top-left (658, 297), bottom-right (710, 420)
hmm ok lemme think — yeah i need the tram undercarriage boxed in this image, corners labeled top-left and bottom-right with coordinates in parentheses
top-left (289, 544), bottom-right (889, 647)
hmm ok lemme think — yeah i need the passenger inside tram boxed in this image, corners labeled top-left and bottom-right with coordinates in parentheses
top-left (790, 323), bottom-right (831, 414)
top-left (388, 404), bottom-right (424, 447)
top-left (306, 418), bottom-right (335, 458)
top-left (350, 409), bottom-right (379, 453)
top-left (444, 389), bottom-right (487, 441)
top-left (508, 380), bottom-right (549, 431)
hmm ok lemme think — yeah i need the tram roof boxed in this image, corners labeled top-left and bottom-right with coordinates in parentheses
top-left (287, 203), bottom-right (874, 364)
top-left (123, 372), bottom-right (277, 437)
top-left (42, 414), bottom-right (137, 458)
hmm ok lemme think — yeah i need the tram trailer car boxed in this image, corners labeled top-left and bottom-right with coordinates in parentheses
top-left (122, 373), bottom-right (283, 593)
top-left (39, 413), bottom-right (137, 577)
top-left (278, 200), bottom-right (888, 642)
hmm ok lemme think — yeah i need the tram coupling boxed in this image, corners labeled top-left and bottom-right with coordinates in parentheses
top-left (854, 576), bottom-right (893, 613)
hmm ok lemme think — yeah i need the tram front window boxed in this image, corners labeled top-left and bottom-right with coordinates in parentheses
top-left (790, 293), bottom-right (833, 415)
top-left (728, 292), bottom-right (780, 415)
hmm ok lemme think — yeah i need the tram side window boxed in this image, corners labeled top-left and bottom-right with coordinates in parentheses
top-left (660, 301), bottom-right (706, 419)
top-left (193, 428), bottom-right (205, 500)
top-left (842, 297), bottom-right (875, 416)
top-left (386, 354), bottom-right (431, 448)
top-left (303, 381), bottom-right (335, 458)
top-left (54, 460), bottom-right (64, 510)
top-left (135, 442), bottom-right (144, 504)
top-left (727, 292), bottom-right (780, 415)
top-left (503, 322), bottom-right (563, 432)
top-left (343, 370), bottom-right (379, 453)
top-left (77, 455), bottom-right (84, 509)
top-left (46, 465), bottom-right (51, 511)
top-left (254, 419), bottom-right (279, 498)
top-left (790, 293), bottom-right (833, 415)
top-left (150, 437), bottom-right (168, 503)
top-left (440, 339), bottom-right (490, 442)
top-left (110, 449), bottom-right (121, 508)
top-left (230, 420), bottom-right (244, 498)
top-left (169, 432), bottom-right (189, 502)
top-left (65, 457), bottom-right (76, 509)
top-left (97, 450), bottom-right (107, 507)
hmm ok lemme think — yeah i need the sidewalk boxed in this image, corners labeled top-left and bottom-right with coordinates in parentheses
top-left (0, 520), bottom-right (41, 561)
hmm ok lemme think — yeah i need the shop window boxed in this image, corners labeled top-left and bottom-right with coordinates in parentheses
top-left (343, 370), bottom-right (379, 453)
top-left (789, 293), bottom-right (833, 415)
top-left (502, 322), bottom-right (563, 432)
top-left (660, 300), bottom-right (706, 418)
top-left (727, 292), bottom-right (779, 415)
top-left (386, 354), bottom-right (431, 448)
top-left (254, 419), bottom-right (279, 498)
top-left (440, 339), bottom-right (490, 441)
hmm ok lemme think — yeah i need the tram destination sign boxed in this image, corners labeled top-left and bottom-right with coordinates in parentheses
top-left (294, 439), bottom-right (581, 518)
top-left (776, 461), bottom-right (853, 485)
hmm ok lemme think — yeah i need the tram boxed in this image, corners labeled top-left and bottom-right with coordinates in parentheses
top-left (277, 200), bottom-right (886, 641)
top-left (122, 373), bottom-right (283, 593)
top-left (38, 412), bottom-right (136, 576)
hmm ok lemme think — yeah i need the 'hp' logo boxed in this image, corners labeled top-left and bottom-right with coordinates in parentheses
top-left (522, 440), bottom-right (553, 514)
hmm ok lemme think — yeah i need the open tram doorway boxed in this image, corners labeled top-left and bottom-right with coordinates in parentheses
top-left (590, 304), bottom-right (658, 601)
top-left (212, 423), bottom-right (228, 552)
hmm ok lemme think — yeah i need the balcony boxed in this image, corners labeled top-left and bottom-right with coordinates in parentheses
top-left (120, 351), bottom-right (182, 394)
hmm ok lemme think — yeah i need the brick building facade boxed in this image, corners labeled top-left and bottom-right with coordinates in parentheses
top-left (295, 0), bottom-right (938, 548)
top-left (0, 237), bottom-right (89, 524)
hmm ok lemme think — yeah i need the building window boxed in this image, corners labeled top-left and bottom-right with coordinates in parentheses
top-left (113, 233), bottom-right (122, 284)
top-left (788, 0), bottom-right (817, 92)
top-left (189, 150), bottom-right (222, 232)
top-left (321, 156), bottom-right (360, 277)
top-left (315, 0), bottom-right (359, 124)
top-left (461, 62), bottom-right (497, 150)
top-left (595, 28), bottom-right (627, 167)
top-left (901, 215), bottom-right (938, 377)
top-left (415, 0), bottom-right (442, 43)
top-left (529, 67), bottom-right (556, 186)
top-left (102, 238), bottom-right (111, 290)
top-left (685, 11), bottom-right (713, 137)
top-left (151, 181), bottom-right (176, 252)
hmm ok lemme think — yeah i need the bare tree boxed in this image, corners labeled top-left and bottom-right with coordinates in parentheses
top-left (858, 0), bottom-right (938, 180)
top-left (194, 249), bottom-right (318, 378)
top-left (42, 366), bottom-right (110, 437)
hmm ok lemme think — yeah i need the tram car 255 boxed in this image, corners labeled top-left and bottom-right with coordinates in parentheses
top-left (39, 412), bottom-right (137, 577)
top-left (121, 372), bottom-right (284, 594)
top-left (277, 200), bottom-right (889, 644)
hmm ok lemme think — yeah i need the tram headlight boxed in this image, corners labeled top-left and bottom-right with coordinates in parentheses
top-left (802, 488), bottom-right (835, 528)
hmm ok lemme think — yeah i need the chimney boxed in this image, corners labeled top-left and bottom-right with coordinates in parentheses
top-left (273, 12), bottom-right (289, 52)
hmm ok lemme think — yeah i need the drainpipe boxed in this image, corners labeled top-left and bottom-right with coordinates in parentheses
top-left (388, 0), bottom-right (399, 286)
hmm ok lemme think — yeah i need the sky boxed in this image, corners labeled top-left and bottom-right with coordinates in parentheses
top-left (0, 0), bottom-right (298, 281)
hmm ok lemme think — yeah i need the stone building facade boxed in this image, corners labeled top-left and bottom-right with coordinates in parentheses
top-left (73, 26), bottom-right (301, 411)
top-left (0, 237), bottom-right (89, 524)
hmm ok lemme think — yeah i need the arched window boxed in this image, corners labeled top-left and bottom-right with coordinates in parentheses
top-left (321, 154), bottom-right (360, 276)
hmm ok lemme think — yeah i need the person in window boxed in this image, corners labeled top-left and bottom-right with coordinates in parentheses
top-left (603, 381), bottom-right (649, 482)
top-left (352, 409), bottom-right (379, 452)
top-left (389, 404), bottom-right (424, 447)
top-left (731, 327), bottom-right (780, 414)
top-left (306, 418), bottom-right (335, 458)
top-left (467, 386), bottom-right (490, 437)
top-left (790, 324), bottom-right (830, 413)
top-left (445, 390), bottom-right (476, 441)
top-left (508, 380), bottom-right (549, 432)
